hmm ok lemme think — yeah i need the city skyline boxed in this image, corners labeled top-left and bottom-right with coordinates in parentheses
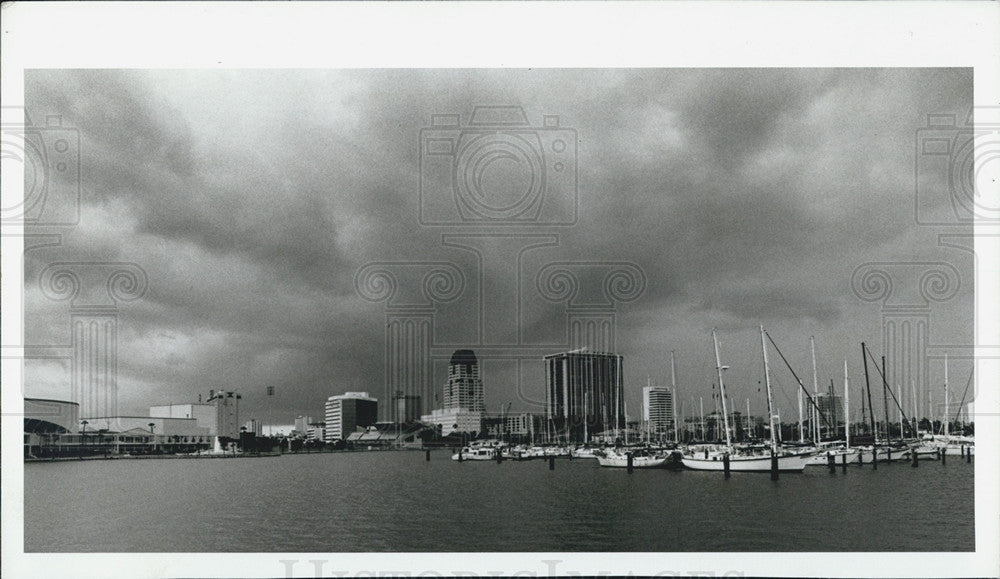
top-left (22, 69), bottom-right (975, 427)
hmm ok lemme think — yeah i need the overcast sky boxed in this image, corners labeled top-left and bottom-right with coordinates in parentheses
top-left (23, 69), bottom-right (975, 425)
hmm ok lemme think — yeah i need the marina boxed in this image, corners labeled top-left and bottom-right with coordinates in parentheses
top-left (24, 447), bottom-right (974, 553)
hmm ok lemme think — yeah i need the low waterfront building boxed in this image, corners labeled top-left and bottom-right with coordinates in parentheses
top-left (306, 422), bottom-right (326, 442)
top-left (345, 422), bottom-right (427, 448)
top-left (420, 408), bottom-right (483, 437)
top-left (149, 402), bottom-right (218, 434)
top-left (483, 412), bottom-right (543, 440)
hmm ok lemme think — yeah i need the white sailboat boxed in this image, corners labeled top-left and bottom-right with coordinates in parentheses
top-left (596, 448), bottom-right (670, 468)
top-left (681, 328), bottom-right (811, 473)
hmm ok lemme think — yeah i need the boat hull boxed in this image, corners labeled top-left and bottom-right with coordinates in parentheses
top-left (596, 455), bottom-right (668, 468)
top-left (805, 449), bottom-right (860, 466)
top-left (854, 447), bottom-right (912, 463)
top-left (680, 453), bottom-right (810, 472)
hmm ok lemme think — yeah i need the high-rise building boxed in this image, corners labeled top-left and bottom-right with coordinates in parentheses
top-left (420, 350), bottom-right (485, 436)
top-left (443, 350), bottom-right (484, 412)
top-left (642, 386), bottom-right (674, 434)
top-left (544, 349), bottom-right (625, 442)
top-left (243, 419), bottom-right (263, 437)
top-left (294, 415), bottom-right (313, 435)
top-left (816, 393), bottom-right (843, 428)
top-left (325, 392), bottom-right (378, 442)
top-left (393, 393), bottom-right (422, 424)
top-left (207, 390), bottom-right (241, 439)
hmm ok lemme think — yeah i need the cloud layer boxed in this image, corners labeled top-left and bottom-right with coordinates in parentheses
top-left (22, 69), bottom-right (974, 423)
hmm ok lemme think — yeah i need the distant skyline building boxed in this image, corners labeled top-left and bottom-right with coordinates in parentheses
top-left (243, 419), bottom-right (263, 437)
top-left (325, 392), bottom-right (378, 442)
top-left (393, 393), bottom-right (422, 424)
top-left (306, 422), bottom-right (326, 442)
top-left (294, 415), bottom-right (314, 435)
top-left (642, 386), bottom-right (674, 434)
top-left (544, 349), bottom-right (624, 442)
top-left (816, 393), bottom-right (843, 428)
top-left (207, 390), bottom-right (241, 439)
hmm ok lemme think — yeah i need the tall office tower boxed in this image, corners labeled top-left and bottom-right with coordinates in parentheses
top-left (642, 385), bottom-right (674, 434)
top-left (544, 349), bottom-right (624, 442)
top-left (443, 349), bottom-right (484, 412)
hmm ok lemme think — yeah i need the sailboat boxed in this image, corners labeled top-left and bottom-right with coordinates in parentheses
top-left (805, 359), bottom-right (860, 465)
top-left (680, 328), bottom-right (811, 472)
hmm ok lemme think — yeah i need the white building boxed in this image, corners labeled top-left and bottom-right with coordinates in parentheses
top-left (293, 415), bottom-right (314, 436)
top-left (150, 403), bottom-right (218, 435)
top-left (642, 385), bottom-right (674, 434)
top-left (207, 390), bottom-right (241, 439)
top-left (306, 422), bottom-right (326, 442)
top-left (324, 392), bottom-right (378, 442)
top-left (421, 408), bottom-right (483, 437)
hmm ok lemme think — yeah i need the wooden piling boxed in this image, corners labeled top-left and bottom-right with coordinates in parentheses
top-left (967, 448), bottom-right (972, 463)
top-left (872, 448), bottom-right (877, 470)
top-left (627, 452), bottom-right (634, 474)
top-left (940, 448), bottom-right (946, 465)
top-left (827, 452), bottom-right (836, 474)
top-left (426, 449), bottom-right (431, 462)
top-left (458, 448), bottom-right (463, 462)
top-left (841, 452), bottom-right (847, 473)
top-left (548, 455), bottom-right (555, 470)
top-left (723, 453), bottom-right (730, 479)
top-left (912, 448), bottom-right (918, 467)
top-left (770, 449), bottom-right (779, 481)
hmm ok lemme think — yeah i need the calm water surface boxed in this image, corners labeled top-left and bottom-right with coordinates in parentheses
top-left (24, 451), bottom-right (974, 552)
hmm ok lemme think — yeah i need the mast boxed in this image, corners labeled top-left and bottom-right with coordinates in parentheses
top-left (583, 391), bottom-right (589, 444)
top-left (699, 397), bottom-right (705, 442)
top-left (861, 342), bottom-right (878, 446)
top-left (844, 360), bottom-right (850, 448)
top-left (712, 330), bottom-right (733, 449)
top-left (670, 351), bottom-right (679, 444)
top-left (911, 379), bottom-right (918, 434)
top-left (798, 387), bottom-right (804, 443)
top-left (944, 353), bottom-right (950, 437)
top-left (810, 336), bottom-right (820, 444)
top-left (760, 326), bottom-right (778, 453)
top-left (746, 398), bottom-right (751, 441)
top-left (881, 356), bottom-right (891, 443)
top-left (897, 383), bottom-right (904, 441)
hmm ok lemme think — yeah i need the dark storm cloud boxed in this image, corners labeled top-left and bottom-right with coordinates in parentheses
top-left (23, 68), bottom-right (973, 420)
